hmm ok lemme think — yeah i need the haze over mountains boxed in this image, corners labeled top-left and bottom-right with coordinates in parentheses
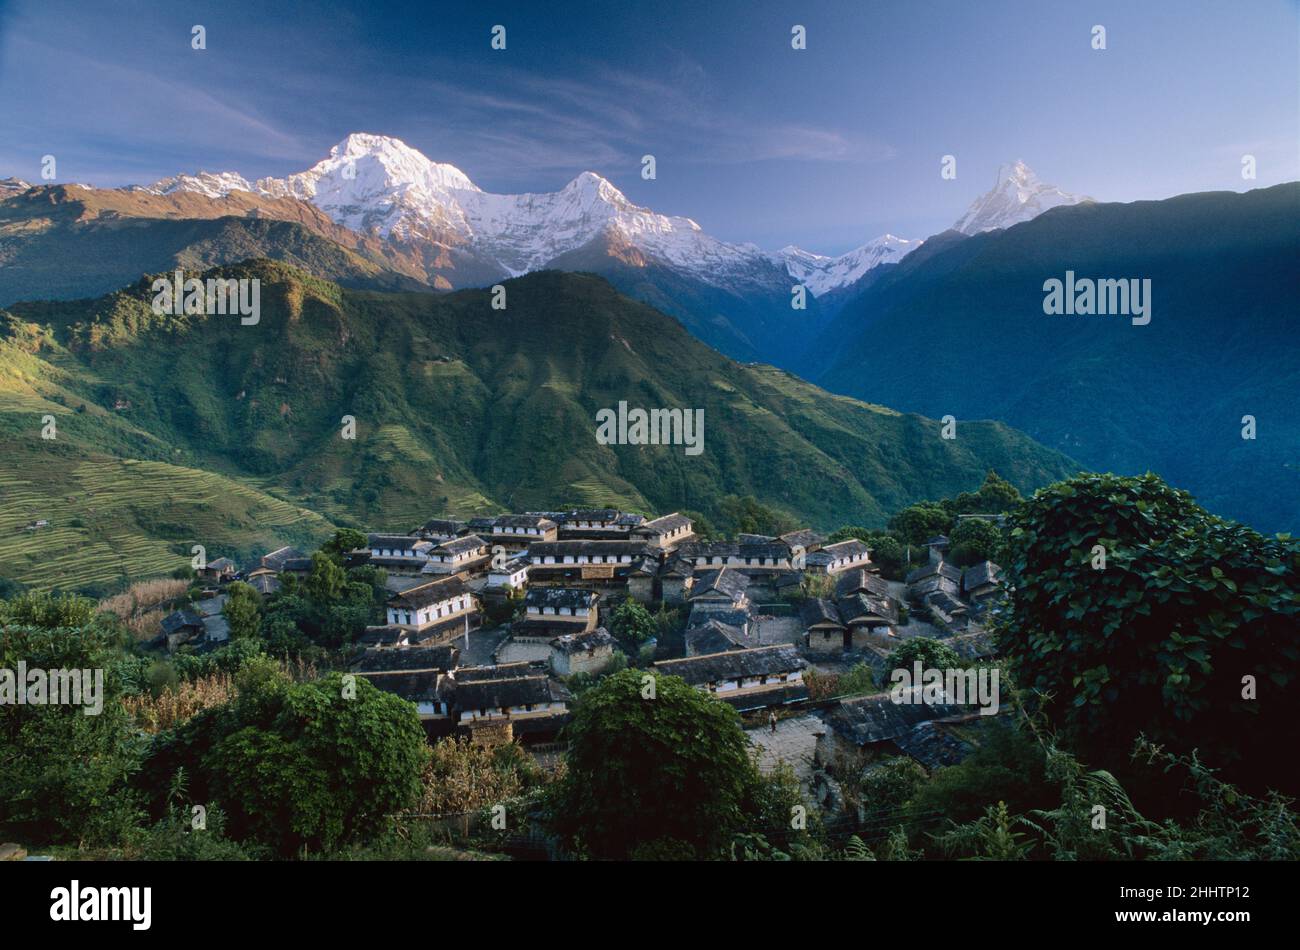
top-left (815, 183), bottom-right (1300, 533)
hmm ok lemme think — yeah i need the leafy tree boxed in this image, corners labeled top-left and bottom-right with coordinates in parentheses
top-left (305, 553), bottom-right (347, 602)
top-left (837, 662), bottom-right (877, 696)
top-left (888, 503), bottom-right (951, 547)
top-left (320, 528), bottom-right (367, 562)
top-left (222, 581), bottom-right (262, 641)
top-left (609, 597), bottom-right (656, 654)
top-left (828, 525), bottom-right (873, 543)
top-left (889, 636), bottom-right (962, 671)
top-left (547, 669), bottom-right (765, 858)
top-left (972, 470), bottom-right (1022, 512)
top-left (0, 590), bottom-right (97, 628)
top-left (0, 607), bottom-right (144, 845)
top-left (142, 670), bottom-right (429, 855)
top-left (948, 517), bottom-right (1003, 566)
top-left (1000, 472), bottom-right (1300, 794)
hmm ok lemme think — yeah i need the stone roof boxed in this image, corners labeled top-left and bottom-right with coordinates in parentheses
top-left (368, 533), bottom-right (424, 550)
top-left (493, 514), bottom-right (557, 531)
top-left (818, 692), bottom-right (974, 746)
top-left (453, 675), bottom-right (565, 711)
top-left (433, 535), bottom-right (489, 557)
top-left (161, 610), bottom-right (204, 635)
top-left (415, 518), bottom-right (466, 538)
top-left (550, 628), bottom-right (617, 656)
top-left (260, 546), bottom-right (305, 571)
top-left (779, 528), bottom-right (827, 551)
top-left (356, 670), bottom-right (446, 703)
top-left (390, 575), bottom-right (470, 610)
top-left (962, 561), bottom-right (1003, 593)
top-left (350, 644), bottom-right (460, 673)
top-left (835, 592), bottom-right (899, 625)
top-left (654, 644), bottom-right (803, 686)
top-left (835, 568), bottom-right (891, 600)
top-left (689, 567), bottom-right (750, 601)
top-left (633, 512), bottom-right (693, 536)
top-left (528, 540), bottom-right (651, 559)
top-left (801, 597), bottom-right (845, 629)
top-left (685, 620), bottom-right (751, 656)
top-left (906, 560), bottom-right (963, 585)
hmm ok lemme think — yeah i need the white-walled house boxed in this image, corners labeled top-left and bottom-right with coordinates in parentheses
top-left (386, 575), bottom-right (477, 630)
top-left (653, 645), bottom-right (808, 711)
top-left (486, 553), bottom-right (530, 589)
top-left (421, 535), bottom-right (491, 575)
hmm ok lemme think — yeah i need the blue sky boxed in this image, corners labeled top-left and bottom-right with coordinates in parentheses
top-left (0, 0), bottom-right (1295, 253)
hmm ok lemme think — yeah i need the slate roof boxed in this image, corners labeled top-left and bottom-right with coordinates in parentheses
top-left (779, 528), bottom-right (827, 551)
top-left (836, 593), bottom-right (899, 625)
top-left (161, 610), bottom-right (204, 635)
top-left (801, 597), bottom-right (845, 628)
top-left (947, 628), bottom-right (999, 660)
top-left (358, 626), bottom-right (408, 647)
top-left (260, 546), bottom-right (305, 571)
top-left (554, 508), bottom-right (621, 524)
top-left (206, 557), bottom-right (237, 571)
top-left (350, 644), bottom-right (460, 673)
top-left (633, 512), bottom-right (692, 536)
top-left (247, 574), bottom-right (281, 595)
top-left (906, 560), bottom-right (963, 585)
top-left (889, 720), bottom-right (975, 769)
top-left (454, 662), bottom-right (536, 683)
top-left (490, 554), bottom-right (530, 574)
top-left (820, 539), bottom-right (870, 560)
top-left (524, 587), bottom-right (598, 611)
top-left (390, 575), bottom-right (470, 610)
top-left (835, 568), bottom-right (891, 600)
top-left (687, 603), bottom-right (752, 631)
top-left (453, 676), bottom-right (564, 711)
top-left (685, 620), bottom-right (750, 656)
top-left (528, 540), bottom-right (651, 559)
top-left (432, 535), bottom-right (488, 557)
top-left (550, 628), bottom-right (616, 656)
top-left (356, 670), bottom-right (446, 703)
top-left (368, 533), bottom-right (424, 550)
top-left (925, 589), bottom-right (969, 617)
top-left (654, 644), bottom-right (803, 686)
top-left (690, 567), bottom-right (750, 601)
top-left (818, 692), bottom-right (975, 746)
top-left (679, 541), bottom-right (791, 561)
top-left (493, 514), bottom-right (557, 531)
top-left (416, 518), bottom-right (466, 538)
top-left (962, 561), bottom-right (1003, 593)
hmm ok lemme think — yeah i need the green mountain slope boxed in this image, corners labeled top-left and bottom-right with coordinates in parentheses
top-left (815, 183), bottom-right (1300, 533)
top-left (0, 263), bottom-right (1078, 588)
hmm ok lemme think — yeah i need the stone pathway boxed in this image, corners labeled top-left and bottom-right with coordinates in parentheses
top-left (746, 712), bottom-right (824, 801)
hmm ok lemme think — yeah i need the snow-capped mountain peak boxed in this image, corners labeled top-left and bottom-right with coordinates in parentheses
top-left (777, 233), bottom-right (922, 296)
top-left (142, 170), bottom-right (255, 199)
top-left (952, 160), bottom-right (1091, 234)
top-left (126, 133), bottom-right (926, 295)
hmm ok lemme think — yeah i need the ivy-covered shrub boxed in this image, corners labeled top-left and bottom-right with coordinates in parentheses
top-left (999, 473), bottom-right (1299, 794)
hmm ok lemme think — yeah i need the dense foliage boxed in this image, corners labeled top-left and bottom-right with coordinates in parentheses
top-left (547, 669), bottom-right (792, 858)
top-left (999, 472), bottom-right (1299, 794)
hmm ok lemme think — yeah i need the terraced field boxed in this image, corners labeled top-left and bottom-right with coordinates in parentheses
top-left (0, 448), bottom-right (336, 592)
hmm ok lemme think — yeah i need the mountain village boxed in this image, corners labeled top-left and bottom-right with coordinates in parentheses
top-left (158, 507), bottom-right (1007, 810)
